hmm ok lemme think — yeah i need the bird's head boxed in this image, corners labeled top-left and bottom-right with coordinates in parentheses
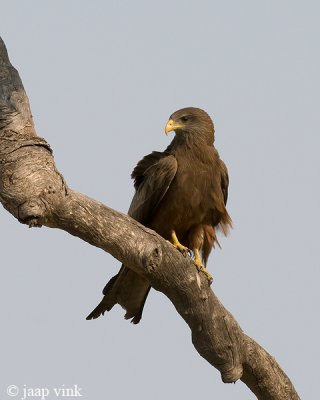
top-left (165, 107), bottom-right (215, 144)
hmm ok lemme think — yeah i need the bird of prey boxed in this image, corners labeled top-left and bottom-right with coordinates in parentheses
top-left (87, 107), bottom-right (232, 324)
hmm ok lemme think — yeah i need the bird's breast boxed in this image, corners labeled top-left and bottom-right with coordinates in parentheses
top-left (149, 152), bottom-right (220, 239)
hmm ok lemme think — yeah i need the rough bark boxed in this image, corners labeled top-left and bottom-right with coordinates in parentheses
top-left (0, 37), bottom-right (300, 400)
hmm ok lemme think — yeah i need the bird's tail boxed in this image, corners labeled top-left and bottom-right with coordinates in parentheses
top-left (86, 266), bottom-right (151, 324)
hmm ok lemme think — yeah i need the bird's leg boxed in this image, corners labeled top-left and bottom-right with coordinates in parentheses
top-left (194, 249), bottom-right (213, 284)
top-left (170, 230), bottom-right (190, 256)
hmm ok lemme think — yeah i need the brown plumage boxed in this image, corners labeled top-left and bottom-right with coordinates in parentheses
top-left (86, 107), bottom-right (232, 324)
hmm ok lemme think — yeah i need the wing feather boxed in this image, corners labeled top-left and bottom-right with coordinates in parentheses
top-left (220, 159), bottom-right (229, 205)
top-left (86, 151), bottom-right (177, 323)
top-left (128, 152), bottom-right (177, 224)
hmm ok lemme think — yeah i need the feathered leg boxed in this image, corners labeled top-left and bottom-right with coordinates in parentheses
top-left (189, 225), bottom-right (213, 283)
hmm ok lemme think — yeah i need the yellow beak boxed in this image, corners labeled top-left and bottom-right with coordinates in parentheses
top-left (165, 119), bottom-right (183, 135)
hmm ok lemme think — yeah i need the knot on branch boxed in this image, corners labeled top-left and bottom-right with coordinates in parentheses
top-left (190, 310), bottom-right (244, 384)
top-left (0, 133), bottom-right (67, 225)
top-left (18, 199), bottom-right (46, 227)
top-left (141, 243), bottom-right (162, 273)
top-left (221, 364), bottom-right (243, 384)
top-left (219, 314), bottom-right (244, 383)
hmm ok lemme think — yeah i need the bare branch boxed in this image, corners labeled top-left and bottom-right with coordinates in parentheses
top-left (0, 37), bottom-right (300, 400)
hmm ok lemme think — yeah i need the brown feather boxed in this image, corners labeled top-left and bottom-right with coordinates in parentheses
top-left (86, 107), bottom-right (232, 323)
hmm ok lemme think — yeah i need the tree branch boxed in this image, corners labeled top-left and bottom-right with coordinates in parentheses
top-left (0, 37), bottom-right (300, 400)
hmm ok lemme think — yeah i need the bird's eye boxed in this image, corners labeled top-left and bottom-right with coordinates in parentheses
top-left (181, 116), bottom-right (189, 122)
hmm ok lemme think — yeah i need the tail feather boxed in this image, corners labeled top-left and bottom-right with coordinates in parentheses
top-left (86, 266), bottom-right (151, 323)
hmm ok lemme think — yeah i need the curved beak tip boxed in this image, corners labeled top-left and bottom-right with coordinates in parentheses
top-left (165, 119), bottom-right (174, 135)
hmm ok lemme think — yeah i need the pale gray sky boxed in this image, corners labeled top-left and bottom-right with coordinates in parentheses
top-left (1, 1), bottom-right (319, 399)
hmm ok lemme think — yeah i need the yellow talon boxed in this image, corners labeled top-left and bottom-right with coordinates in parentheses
top-left (194, 249), bottom-right (213, 284)
top-left (170, 232), bottom-right (212, 283)
top-left (171, 231), bottom-right (189, 255)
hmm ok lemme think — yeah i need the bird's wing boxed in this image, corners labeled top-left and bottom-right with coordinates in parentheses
top-left (86, 151), bottom-right (177, 324)
top-left (220, 159), bottom-right (229, 205)
top-left (201, 158), bottom-right (231, 264)
top-left (128, 151), bottom-right (178, 224)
